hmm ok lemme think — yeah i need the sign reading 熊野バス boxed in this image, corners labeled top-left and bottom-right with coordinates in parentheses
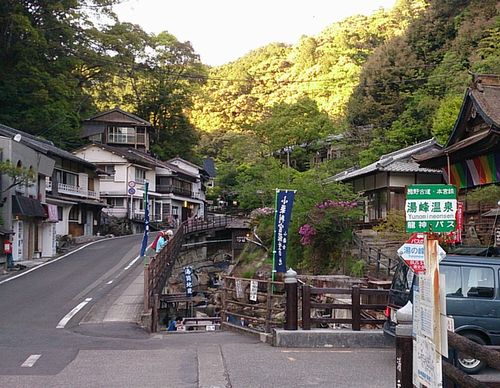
top-left (405, 184), bottom-right (457, 233)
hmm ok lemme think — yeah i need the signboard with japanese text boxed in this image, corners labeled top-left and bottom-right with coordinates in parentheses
top-left (273, 190), bottom-right (296, 273)
top-left (405, 184), bottom-right (457, 233)
top-left (397, 233), bottom-right (446, 274)
top-left (249, 280), bottom-right (258, 302)
top-left (184, 266), bottom-right (193, 297)
top-left (235, 279), bottom-right (244, 299)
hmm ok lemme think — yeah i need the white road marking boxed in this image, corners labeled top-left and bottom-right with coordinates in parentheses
top-left (0, 236), bottom-right (131, 285)
top-left (56, 298), bottom-right (92, 328)
top-left (124, 255), bottom-right (141, 270)
top-left (106, 280), bottom-right (113, 284)
top-left (123, 241), bottom-right (155, 271)
top-left (21, 354), bottom-right (41, 367)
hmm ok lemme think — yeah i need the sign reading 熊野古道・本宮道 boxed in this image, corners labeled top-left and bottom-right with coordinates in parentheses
top-left (405, 184), bottom-right (457, 233)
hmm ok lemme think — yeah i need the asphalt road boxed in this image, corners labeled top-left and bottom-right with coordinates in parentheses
top-left (0, 234), bottom-right (399, 387)
top-left (2, 234), bottom-right (499, 387)
top-left (0, 235), bottom-right (152, 376)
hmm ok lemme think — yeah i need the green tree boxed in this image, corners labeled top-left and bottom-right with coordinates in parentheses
top-left (0, 0), bottom-right (117, 149)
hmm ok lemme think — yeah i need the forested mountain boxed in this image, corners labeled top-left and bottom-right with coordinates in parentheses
top-left (191, 0), bottom-right (499, 169)
top-left (1, 0), bottom-right (499, 192)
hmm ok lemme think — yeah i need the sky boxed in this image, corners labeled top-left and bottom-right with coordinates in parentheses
top-left (114, 0), bottom-right (397, 67)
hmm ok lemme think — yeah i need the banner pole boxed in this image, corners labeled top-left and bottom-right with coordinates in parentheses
top-left (271, 188), bottom-right (278, 283)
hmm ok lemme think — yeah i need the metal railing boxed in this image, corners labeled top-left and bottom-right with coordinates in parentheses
top-left (46, 179), bottom-right (98, 199)
top-left (352, 232), bottom-right (399, 276)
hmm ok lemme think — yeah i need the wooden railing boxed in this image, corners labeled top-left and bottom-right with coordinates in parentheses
top-left (301, 284), bottom-right (389, 331)
top-left (221, 276), bottom-right (285, 333)
top-left (144, 226), bottom-right (185, 332)
top-left (443, 332), bottom-right (500, 387)
top-left (144, 215), bottom-right (234, 332)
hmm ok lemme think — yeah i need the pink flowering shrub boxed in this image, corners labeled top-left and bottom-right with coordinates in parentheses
top-left (298, 223), bottom-right (316, 245)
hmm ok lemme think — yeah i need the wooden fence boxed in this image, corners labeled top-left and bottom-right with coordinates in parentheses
top-left (221, 276), bottom-right (285, 333)
top-left (444, 332), bottom-right (500, 387)
top-left (301, 284), bottom-right (389, 331)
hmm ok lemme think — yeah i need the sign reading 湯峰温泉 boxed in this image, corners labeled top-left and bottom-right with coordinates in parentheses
top-left (405, 184), bottom-right (457, 233)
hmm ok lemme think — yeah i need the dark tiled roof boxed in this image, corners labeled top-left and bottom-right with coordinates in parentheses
top-left (330, 139), bottom-right (442, 183)
top-left (83, 107), bottom-right (151, 126)
top-left (203, 158), bottom-right (216, 177)
top-left (0, 124), bottom-right (96, 169)
top-left (75, 144), bottom-right (201, 179)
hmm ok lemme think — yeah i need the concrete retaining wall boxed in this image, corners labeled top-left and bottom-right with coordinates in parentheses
top-left (273, 329), bottom-right (394, 348)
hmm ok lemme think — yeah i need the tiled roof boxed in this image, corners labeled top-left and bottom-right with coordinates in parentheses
top-left (83, 107), bottom-right (151, 126)
top-left (0, 124), bottom-right (96, 169)
top-left (75, 143), bottom-right (201, 178)
top-left (329, 139), bottom-right (442, 183)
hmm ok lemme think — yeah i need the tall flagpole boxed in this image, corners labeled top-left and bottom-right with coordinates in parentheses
top-left (140, 181), bottom-right (149, 258)
top-left (271, 188), bottom-right (278, 282)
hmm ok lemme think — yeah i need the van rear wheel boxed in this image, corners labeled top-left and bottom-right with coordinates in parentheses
top-left (457, 333), bottom-right (486, 374)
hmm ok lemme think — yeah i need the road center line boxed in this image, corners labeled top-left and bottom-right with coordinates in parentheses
top-left (21, 354), bottom-right (41, 367)
top-left (56, 298), bottom-right (92, 328)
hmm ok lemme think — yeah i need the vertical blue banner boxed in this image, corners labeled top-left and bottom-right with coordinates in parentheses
top-left (184, 266), bottom-right (194, 297)
top-left (273, 190), bottom-right (295, 273)
top-left (140, 181), bottom-right (149, 256)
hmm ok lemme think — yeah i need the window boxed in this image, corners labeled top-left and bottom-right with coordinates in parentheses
top-left (108, 126), bottom-right (135, 143)
top-left (69, 206), bottom-right (79, 221)
top-left (392, 263), bottom-right (414, 293)
top-left (462, 266), bottom-right (494, 298)
top-left (55, 169), bottom-right (78, 187)
top-left (99, 165), bottom-right (115, 180)
top-left (440, 265), bottom-right (462, 297)
top-left (135, 168), bottom-right (146, 183)
top-left (57, 206), bottom-right (63, 221)
top-left (89, 133), bottom-right (102, 142)
top-left (106, 198), bottom-right (124, 208)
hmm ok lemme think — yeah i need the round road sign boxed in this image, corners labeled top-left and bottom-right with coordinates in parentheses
top-left (128, 187), bottom-right (136, 195)
top-left (128, 180), bottom-right (136, 188)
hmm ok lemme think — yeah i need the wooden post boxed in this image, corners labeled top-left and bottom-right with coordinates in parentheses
top-left (221, 277), bottom-right (227, 326)
top-left (152, 293), bottom-right (159, 333)
top-left (284, 269), bottom-right (298, 330)
top-left (144, 264), bottom-right (150, 313)
top-left (351, 285), bottom-right (361, 331)
top-left (301, 284), bottom-right (311, 330)
top-left (265, 281), bottom-right (273, 333)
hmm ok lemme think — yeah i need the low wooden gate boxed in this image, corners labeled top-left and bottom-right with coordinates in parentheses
top-left (221, 276), bottom-right (285, 333)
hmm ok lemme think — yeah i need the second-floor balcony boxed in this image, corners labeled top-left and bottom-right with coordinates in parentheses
top-left (46, 179), bottom-right (98, 199)
top-left (156, 184), bottom-right (194, 198)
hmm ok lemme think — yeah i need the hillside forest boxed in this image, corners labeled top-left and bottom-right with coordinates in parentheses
top-left (1, 0), bottom-right (499, 273)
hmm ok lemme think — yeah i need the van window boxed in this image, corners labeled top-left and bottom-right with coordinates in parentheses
top-left (441, 265), bottom-right (462, 297)
top-left (392, 261), bottom-right (414, 292)
top-left (462, 266), bottom-right (495, 298)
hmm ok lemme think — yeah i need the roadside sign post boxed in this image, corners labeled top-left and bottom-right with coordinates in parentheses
top-left (404, 184), bottom-right (457, 388)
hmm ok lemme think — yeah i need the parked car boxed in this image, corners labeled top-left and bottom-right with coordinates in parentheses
top-left (384, 248), bottom-right (500, 374)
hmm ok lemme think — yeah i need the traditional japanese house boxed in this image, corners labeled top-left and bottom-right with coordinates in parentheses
top-left (329, 139), bottom-right (443, 225)
top-left (415, 73), bottom-right (500, 242)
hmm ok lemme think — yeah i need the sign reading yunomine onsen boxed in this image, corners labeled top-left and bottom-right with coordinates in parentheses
top-left (405, 184), bottom-right (457, 233)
